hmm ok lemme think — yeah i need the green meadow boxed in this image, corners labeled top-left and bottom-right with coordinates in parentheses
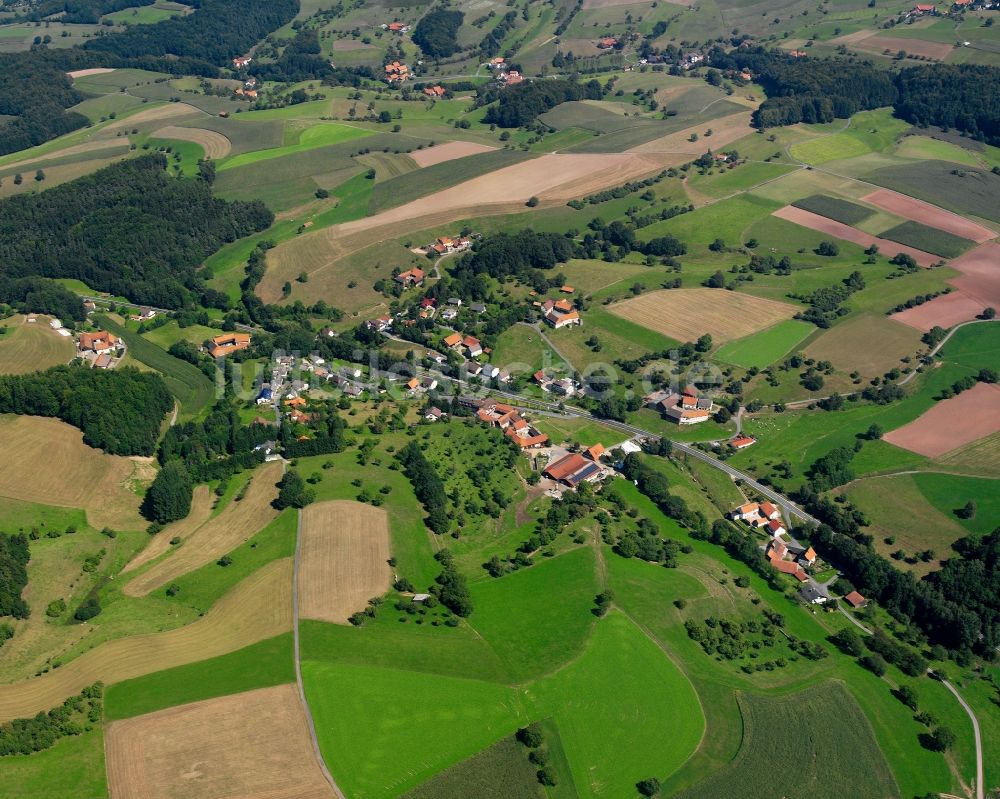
top-left (714, 319), bottom-right (813, 368)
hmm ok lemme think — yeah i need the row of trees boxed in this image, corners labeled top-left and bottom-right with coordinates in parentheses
top-left (397, 440), bottom-right (449, 533)
top-left (0, 365), bottom-right (173, 456)
top-left (0, 533), bottom-right (30, 621)
top-left (0, 155), bottom-right (273, 309)
top-left (0, 683), bottom-right (102, 756)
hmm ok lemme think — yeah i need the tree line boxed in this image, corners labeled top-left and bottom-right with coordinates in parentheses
top-left (398, 440), bottom-right (449, 534)
top-left (0, 276), bottom-right (85, 322)
top-left (0, 683), bottom-right (102, 756)
top-left (0, 365), bottom-right (172, 456)
top-left (0, 155), bottom-right (273, 309)
top-left (0, 533), bottom-right (30, 621)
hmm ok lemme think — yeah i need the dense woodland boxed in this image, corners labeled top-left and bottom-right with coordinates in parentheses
top-left (0, 366), bottom-right (172, 455)
top-left (412, 8), bottom-right (464, 58)
top-left (0, 534), bottom-right (30, 621)
top-left (710, 48), bottom-right (896, 127)
top-left (0, 53), bottom-right (87, 156)
top-left (481, 78), bottom-right (604, 127)
top-left (398, 440), bottom-right (449, 534)
top-left (0, 277), bottom-right (85, 322)
top-left (0, 156), bottom-right (272, 308)
top-left (895, 64), bottom-right (1000, 145)
top-left (11, 0), bottom-right (155, 24)
top-left (82, 0), bottom-right (296, 66)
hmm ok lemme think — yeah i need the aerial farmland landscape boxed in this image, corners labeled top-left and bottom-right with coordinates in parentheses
top-left (1, 0), bottom-right (1000, 797)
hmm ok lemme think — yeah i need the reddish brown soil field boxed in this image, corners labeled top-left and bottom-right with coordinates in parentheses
top-left (861, 189), bottom-right (997, 243)
top-left (410, 141), bottom-right (497, 168)
top-left (884, 382), bottom-right (1000, 457)
top-left (893, 242), bottom-right (1000, 330)
top-left (892, 292), bottom-right (989, 332)
top-left (772, 206), bottom-right (938, 266)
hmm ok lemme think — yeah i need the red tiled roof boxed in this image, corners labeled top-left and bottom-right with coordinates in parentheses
top-left (544, 452), bottom-right (589, 482)
top-left (844, 591), bottom-right (866, 607)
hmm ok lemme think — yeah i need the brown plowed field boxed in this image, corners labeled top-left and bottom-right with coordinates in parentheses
top-left (772, 206), bottom-right (938, 266)
top-left (106, 683), bottom-right (335, 799)
top-left (0, 415), bottom-right (147, 530)
top-left (67, 68), bottom-right (115, 79)
top-left (153, 125), bottom-right (232, 159)
top-left (121, 486), bottom-right (214, 575)
top-left (123, 461), bottom-right (282, 597)
top-left (0, 558), bottom-right (292, 723)
top-left (884, 382), bottom-right (1000, 458)
top-left (892, 291), bottom-right (989, 332)
top-left (861, 189), bottom-right (997, 243)
top-left (299, 500), bottom-right (391, 624)
top-left (609, 287), bottom-right (797, 343)
top-left (892, 242), bottom-right (1000, 330)
top-left (409, 140), bottom-right (496, 167)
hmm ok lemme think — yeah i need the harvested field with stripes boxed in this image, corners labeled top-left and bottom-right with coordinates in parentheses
top-left (105, 683), bottom-right (334, 799)
top-left (0, 315), bottom-right (74, 375)
top-left (123, 461), bottom-right (282, 596)
top-left (0, 415), bottom-right (148, 531)
top-left (152, 125), bottom-right (232, 158)
top-left (299, 500), bottom-right (392, 624)
top-left (0, 558), bottom-right (292, 722)
top-left (121, 486), bottom-right (214, 575)
top-left (609, 288), bottom-right (798, 343)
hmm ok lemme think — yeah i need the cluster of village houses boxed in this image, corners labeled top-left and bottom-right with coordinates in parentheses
top-left (906, 0), bottom-right (998, 17)
top-left (644, 386), bottom-right (715, 425)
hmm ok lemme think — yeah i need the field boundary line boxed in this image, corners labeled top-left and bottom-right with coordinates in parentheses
top-left (293, 506), bottom-right (346, 799)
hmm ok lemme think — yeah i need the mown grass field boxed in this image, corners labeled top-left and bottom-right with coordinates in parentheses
top-left (714, 319), bottom-right (813, 368)
top-left (804, 314), bottom-right (923, 378)
top-left (676, 682), bottom-right (898, 799)
top-left (0, 315), bottom-right (74, 374)
top-left (910, 472), bottom-right (1000, 536)
top-left (104, 633), bottom-right (294, 720)
top-left (0, 728), bottom-right (106, 799)
top-left (218, 122), bottom-right (373, 170)
top-left (97, 314), bottom-right (213, 419)
top-left (844, 474), bottom-right (972, 574)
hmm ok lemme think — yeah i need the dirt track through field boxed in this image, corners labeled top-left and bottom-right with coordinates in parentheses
top-left (106, 683), bottom-right (335, 799)
top-left (121, 486), bottom-right (214, 574)
top-left (884, 382), bottom-right (1000, 458)
top-left (259, 152), bottom-right (665, 303)
top-left (298, 500), bottom-right (391, 624)
top-left (609, 287), bottom-right (798, 343)
top-left (861, 189), bottom-right (997, 243)
top-left (123, 461), bottom-right (282, 596)
top-left (773, 205), bottom-right (938, 266)
top-left (0, 558), bottom-right (292, 723)
top-left (893, 242), bottom-right (1000, 331)
top-left (0, 415), bottom-right (147, 530)
top-left (152, 125), bottom-right (232, 158)
top-left (409, 140), bottom-right (496, 167)
top-left (101, 103), bottom-right (202, 133)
